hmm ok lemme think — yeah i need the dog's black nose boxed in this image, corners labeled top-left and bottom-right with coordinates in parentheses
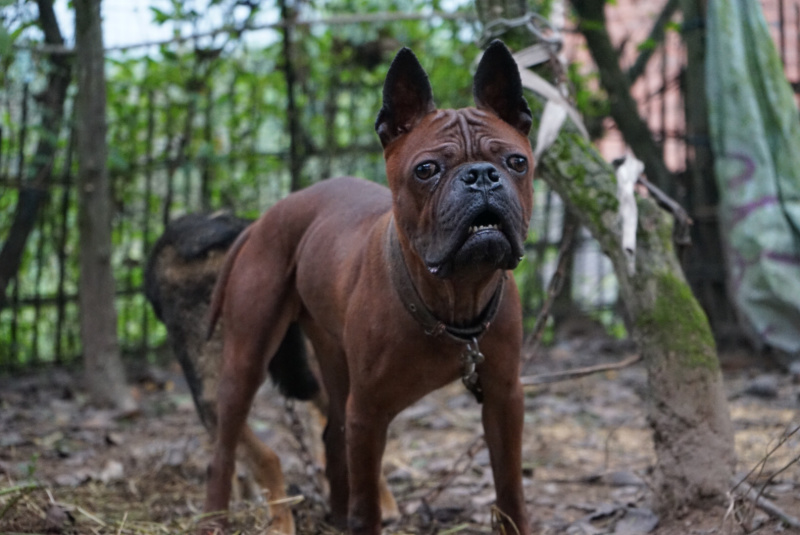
top-left (461, 163), bottom-right (501, 191)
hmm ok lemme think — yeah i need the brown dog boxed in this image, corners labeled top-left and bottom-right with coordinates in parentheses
top-left (204, 40), bottom-right (534, 534)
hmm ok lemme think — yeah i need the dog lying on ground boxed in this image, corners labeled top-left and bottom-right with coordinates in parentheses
top-left (202, 40), bottom-right (534, 535)
top-left (144, 212), bottom-right (399, 533)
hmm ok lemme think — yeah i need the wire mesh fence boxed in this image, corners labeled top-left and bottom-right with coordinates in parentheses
top-left (2, 1), bottom-right (799, 371)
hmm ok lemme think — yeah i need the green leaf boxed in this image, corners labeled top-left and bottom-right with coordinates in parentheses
top-left (150, 7), bottom-right (171, 25)
top-left (579, 19), bottom-right (605, 33)
top-left (0, 24), bottom-right (11, 59)
top-left (637, 37), bottom-right (657, 52)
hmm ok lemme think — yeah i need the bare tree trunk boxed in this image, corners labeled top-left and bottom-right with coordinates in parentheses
top-left (0, 0), bottom-right (71, 311)
top-left (74, 0), bottom-right (135, 411)
top-left (538, 135), bottom-right (735, 513)
top-left (279, 0), bottom-right (304, 192)
top-left (679, 0), bottom-right (737, 341)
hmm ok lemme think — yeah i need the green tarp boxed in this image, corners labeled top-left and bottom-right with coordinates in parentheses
top-left (707, 0), bottom-right (800, 357)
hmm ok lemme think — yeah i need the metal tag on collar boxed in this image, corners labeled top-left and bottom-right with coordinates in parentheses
top-left (461, 337), bottom-right (485, 402)
top-left (462, 337), bottom-right (485, 366)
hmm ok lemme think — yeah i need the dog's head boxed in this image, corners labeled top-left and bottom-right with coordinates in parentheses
top-left (376, 40), bottom-right (534, 279)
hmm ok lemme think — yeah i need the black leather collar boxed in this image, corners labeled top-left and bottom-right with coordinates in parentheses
top-left (385, 220), bottom-right (505, 344)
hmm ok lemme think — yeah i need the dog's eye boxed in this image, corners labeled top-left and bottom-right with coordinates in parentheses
top-left (414, 161), bottom-right (439, 180)
top-left (507, 155), bottom-right (528, 173)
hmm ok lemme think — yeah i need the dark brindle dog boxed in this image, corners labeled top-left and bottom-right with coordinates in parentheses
top-left (145, 212), bottom-right (399, 533)
top-left (200, 41), bottom-right (534, 534)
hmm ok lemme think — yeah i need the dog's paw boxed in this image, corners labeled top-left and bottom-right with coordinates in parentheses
top-left (267, 506), bottom-right (296, 535)
top-left (379, 476), bottom-right (400, 523)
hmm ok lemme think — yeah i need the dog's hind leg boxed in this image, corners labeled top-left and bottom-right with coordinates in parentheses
top-left (378, 475), bottom-right (399, 523)
top-left (203, 236), bottom-right (300, 534)
top-left (238, 425), bottom-right (295, 534)
top-left (204, 309), bottom-right (299, 532)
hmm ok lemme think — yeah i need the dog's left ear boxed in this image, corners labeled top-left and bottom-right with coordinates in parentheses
top-left (375, 47), bottom-right (436, 148)
top-left (473, 40), bottom-right (533, 136)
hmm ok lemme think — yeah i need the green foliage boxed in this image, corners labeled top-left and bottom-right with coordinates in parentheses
top-left (636, 37), bottom-right (657, 52)
top-left (567, 63), bottom-right (609, 140)
top-left (578, 19), bottom-right (605, 33)
top-left (0, 24), bottom-right (12, 59)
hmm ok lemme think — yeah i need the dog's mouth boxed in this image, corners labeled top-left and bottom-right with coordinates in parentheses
top-left (425, 207), bottom-right (522, 278)
top-left (467, 211), bottom-right (504, 236)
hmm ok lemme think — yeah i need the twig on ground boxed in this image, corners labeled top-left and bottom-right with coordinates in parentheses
top-left (0, 482), bottom-right (42, 497)
top-left (422, 435), bottom-right (485, 504)
top-left (731, 477), bottom-right (800, 529)
top-left (115, 511), bottom-right (128, 535)
top-left (730, 423), bottom-right (800, 495)
top-left (439, 523), bottom-right (475, 535)
top-left (728, 423), bottom-right (800, 530)
top-left (520, 353), bottom-right (642, 386)
top-left (0, 482), bottom-right (42, 522)
top-left (490, 505), bottom-right (522, 535)
top-left (77, 505), bottom-right (107, 527)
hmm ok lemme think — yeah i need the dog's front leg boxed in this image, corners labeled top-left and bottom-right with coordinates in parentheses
top-left (481, 377), bottom-right (530, 535)
top-left (345, 393), bottom-right (389, 535)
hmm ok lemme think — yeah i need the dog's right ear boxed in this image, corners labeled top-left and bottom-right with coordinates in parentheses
top-left (473, 40), bottom-right (532, 136)
top-left (375, 48), bottom-right (436, 148)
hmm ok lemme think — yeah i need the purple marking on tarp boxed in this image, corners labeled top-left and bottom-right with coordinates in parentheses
top-left (763, 250), bottom-right (800, 266)
top-left (727, 152), bottom-right (757, 189)
top-left (729, 248), bottom-right (751, 293)
top-left (731, 196), bottom-right (779, 224)
top-left (759, 325), bottom-right (775, 343)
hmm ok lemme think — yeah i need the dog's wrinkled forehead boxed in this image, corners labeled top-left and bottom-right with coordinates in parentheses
top-left (407, 108), bottom-right (530, 159)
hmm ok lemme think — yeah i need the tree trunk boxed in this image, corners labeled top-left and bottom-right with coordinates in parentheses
top-left (679, 0), bottom-right (738, 342)
top-left (279, 0), bottom-right (304, 192)
top-left (538, 133), bottom-right (735, 513)
top-left (0, 0), bottom-right (71, 311)
top-left (476, 0), bottom-right (735, 514)
top-left (74, 0), bottom-right (135, 411)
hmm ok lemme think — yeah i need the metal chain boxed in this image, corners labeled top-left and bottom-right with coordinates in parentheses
top-left (522, 222), bottom-right (577, 365)
top-left (479, 12), bottom-right (563, 49)
top-left (283, 398), bottom-right (326, 499)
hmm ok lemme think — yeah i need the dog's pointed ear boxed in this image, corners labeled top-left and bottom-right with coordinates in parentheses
top-left (375, 47), bottom-right (436, 148)
top-left (473, 40), bottom-right (532, 136)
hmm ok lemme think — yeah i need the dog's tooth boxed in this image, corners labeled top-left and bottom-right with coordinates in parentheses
top-left (469, 226), bottom-right (476, 234)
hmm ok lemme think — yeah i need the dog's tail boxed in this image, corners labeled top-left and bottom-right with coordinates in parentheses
top-left (206, 223), bottom-right (253, 341)
top-left (204, 222), bottom-right (320, 401)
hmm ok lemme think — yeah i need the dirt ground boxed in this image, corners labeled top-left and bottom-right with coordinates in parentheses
top-left (1, 335), bottom-right (798, 535)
